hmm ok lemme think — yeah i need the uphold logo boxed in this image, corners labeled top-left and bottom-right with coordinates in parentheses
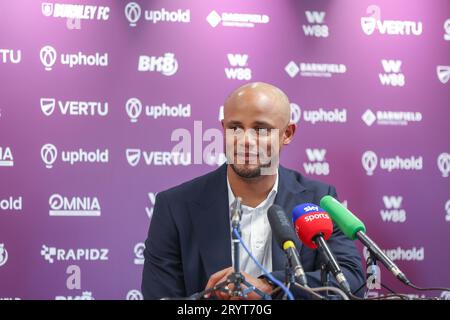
top-left (134, 243), bottom-right (145, 265)
top-left (125, 98), bottom-right (142, 123)
top-left (445, 200), bottom-right (450, 222)
top-left (124, 2), bottom-right (190, 27)
top-left (39, 45), bottom-right (108, 71)
top-left (361, 151), bottom-right (378, 176)
top-left (126, 290), bottom-right (143, 300)
top-left (124, 2), bottom-right (141, 27)
top-left (437, 65), bottom-right (450, 84)
top-left (126, 97), bottom-right (191, 122)
top-left (49, 194), bottom-right (101, 217)
top-left (437, 152), bottom-right (450, 178)
top-left (40, 45), bottom-right (57, 71)
top-left (41, 143), bottom-right (58, 168)
top-left (362, 151), bottom-right (423, 176)
top-left (40, 143), bottom-right (109, 169)
top-left (0, 243), bottom-right (8, 267)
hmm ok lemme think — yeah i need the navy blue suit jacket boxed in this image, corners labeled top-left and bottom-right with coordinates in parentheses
top-left (142, 164), bottom-right (365, 299)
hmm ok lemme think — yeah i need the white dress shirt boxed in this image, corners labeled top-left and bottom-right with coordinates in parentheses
top-left (227, 173), bottom-right (279, 278)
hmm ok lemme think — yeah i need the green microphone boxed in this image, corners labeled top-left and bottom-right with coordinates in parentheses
top-left (319, 195), bottom-right (410, 285)
top-left (320, 195), bottom-right (366, 240)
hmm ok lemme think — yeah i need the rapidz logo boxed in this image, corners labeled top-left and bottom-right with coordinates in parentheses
top-left (290, 103), bottom-right (301, 124)
top-left (362, 151), bottom-right (378, 176)
top-left (445, 200), bottom-right (450, 222)
top-left (41, 245), bottom-right (109, 263)
top-left (437, 152), bottom-right (450, 177)
top-left (40, 45), bottom-right (57, 71)
top-left (40, 98), bottom-right (56, 116)
top-left (381, 196), bottom-right (406, 223)
top-left (126, 149), bottom-right (141, 167)
top-left (41, 143), bottom-right (58, 169)
top-left (126, 98), bottom-right (142, 123)
top-left (0, 243), bottom-right (8, 267)
top-left (134, 243), bottom-right (145, 265)
top-left (126, 290), bottom-right (143, 300)
top-left (125, 2), bottom-right (141, 27)
top-left (437, 65), bottom-right (450, 84)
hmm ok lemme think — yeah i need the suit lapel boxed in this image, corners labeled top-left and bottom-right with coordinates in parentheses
top-left (188, 165), bottom-right (232, 277)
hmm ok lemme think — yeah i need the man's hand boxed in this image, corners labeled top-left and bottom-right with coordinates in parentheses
top-left (203, 267), bottom-right (274, 300)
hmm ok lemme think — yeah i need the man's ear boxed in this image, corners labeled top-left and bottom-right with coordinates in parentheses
top-left (282, 123), bottom-right (296, 145)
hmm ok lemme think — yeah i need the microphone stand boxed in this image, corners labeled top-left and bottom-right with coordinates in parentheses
top-left (212, 197), bottom-right (272, 300)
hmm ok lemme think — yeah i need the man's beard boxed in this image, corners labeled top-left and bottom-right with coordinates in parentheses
top-left (229, 163), bottom-right (261, 179)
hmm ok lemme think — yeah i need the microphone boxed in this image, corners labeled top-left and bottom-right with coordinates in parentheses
top-left (320, 195), bottom-right (410, 285)
top-left (292, 203), bottom-right (352, 295)
top-left (268, 205), bottom-right (308, 286)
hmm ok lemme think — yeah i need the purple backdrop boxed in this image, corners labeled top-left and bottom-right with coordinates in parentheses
top-left (0, 0), bottom-right (449, 300)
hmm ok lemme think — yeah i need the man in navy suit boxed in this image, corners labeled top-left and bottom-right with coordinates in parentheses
top-left (142, 82), bottom-right (365, 299)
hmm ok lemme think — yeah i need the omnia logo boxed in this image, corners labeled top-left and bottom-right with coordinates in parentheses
top-left (49, 194), bottom-right (101, 217)
top-left (126, 149), bottom-right (191, 167)
top-left (41, 143), bottom-right (109, 169)
top-left (360, 5), bottom-right (422, 36)
top-left (0, 146), bottom-right (14, 167)
top-left (303, 148), bottom-right (329, 175)
top-left (225, 54), bottom-right (252, 80)
top-left (138, 53), bottom-right (178, 75)
top-left (303, 11), bottom-right (328, 38)
top-left (381, 196), bottom-right (406, 223)
top-left (40, 45), bottom-right (108, 71)
top-left (40, 98), bottom-right (108, 117)
top-left (41, 245), bottom-right (109, 263)
top-left (379, 59), bottom-right (405, 87)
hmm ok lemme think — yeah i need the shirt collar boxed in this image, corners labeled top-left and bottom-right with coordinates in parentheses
top-left (227, 171), bottom-right (279, 209)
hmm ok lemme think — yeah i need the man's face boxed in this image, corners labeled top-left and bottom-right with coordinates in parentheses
top-left (222, 90), bottom-right (292, 178)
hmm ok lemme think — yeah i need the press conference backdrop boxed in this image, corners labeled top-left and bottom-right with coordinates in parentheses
top-left (0, 0), bottom-right (449, 300)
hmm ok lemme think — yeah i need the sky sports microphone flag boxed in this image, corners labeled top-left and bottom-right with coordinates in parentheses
top-left (291, 203), bottom-right (333, 249)
top-left (292, 203), bottom-right (352, 294)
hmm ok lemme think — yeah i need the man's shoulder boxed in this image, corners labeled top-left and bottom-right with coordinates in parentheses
top-left (280, 165), bottom-right (335, 194)
top-left (157, 165), bottom-right (226, 201)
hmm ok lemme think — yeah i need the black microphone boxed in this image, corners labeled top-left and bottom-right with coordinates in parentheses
top-left (268, 204), bottom-right (308, 287)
